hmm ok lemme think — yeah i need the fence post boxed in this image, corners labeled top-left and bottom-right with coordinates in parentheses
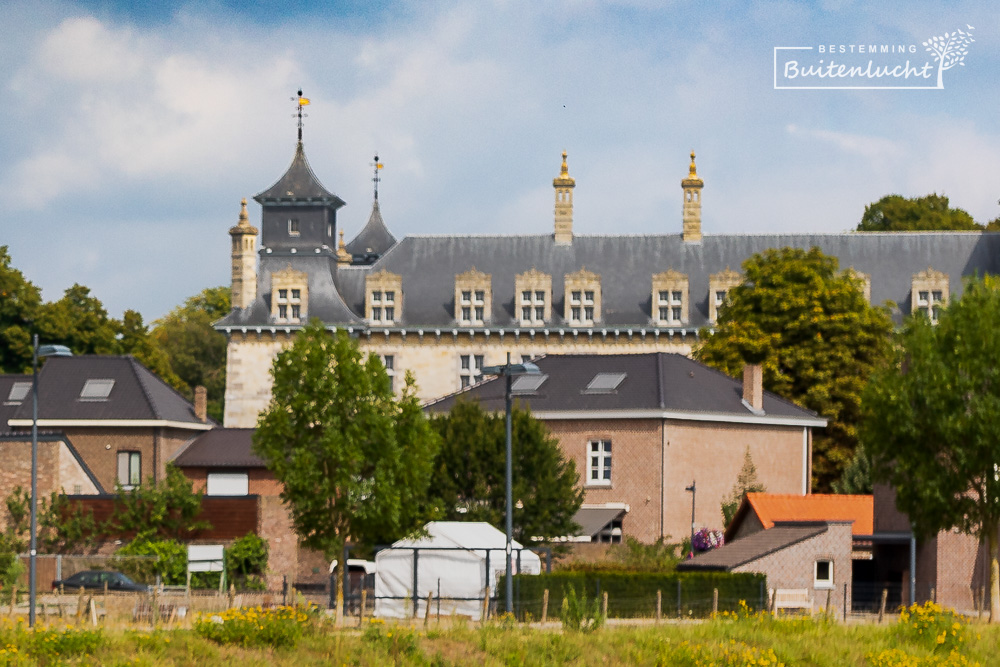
top-left (359, 590), bottom-right (367, 627)
top-left (75, 588), bottom-right (83, 623)
top-left (424, 591), bottom-right (432, 627)
top-left (482, 585), bottom-right (490, 622)
top-left (282, 575), bottom-right (288, 606)
top-left (601, 591), bottom-right (608, 619)
top-left (541, 589), bottom-right (549, 624)
top-left (656, 590), bottom-right (662, 623)
top-left (712, 588), bottom-right (718, 615)
top-left (228, 583), bottom-right (235, 609)
top-left (676, 579), bottom-right (682, 617)
top-left (437, 578), bottom-right (441, 622)
top-left (153, 586), bottom-right (160, 627)
top-left (89, 597), bottom-right (97, 626)
top-left (878, 588), bottom-right (888, 623)
top-left (412, 549), bottom-right (420, 618)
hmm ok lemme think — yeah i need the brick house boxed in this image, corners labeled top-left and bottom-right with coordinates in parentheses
top-left (425, 353), bottom-right (827, 545)
top-left (1, 356), bottom-right (214, 499)
top-left (678, 520), bottom-right (855, 617)
top-left (170, 428), bottom-right (327, 590)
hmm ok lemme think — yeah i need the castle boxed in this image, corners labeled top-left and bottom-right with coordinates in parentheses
top-left (217, 133), bottom-right (1000, 427)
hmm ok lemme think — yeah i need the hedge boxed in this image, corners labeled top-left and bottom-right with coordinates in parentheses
top-left (500, 571), bottom-right (767, 620)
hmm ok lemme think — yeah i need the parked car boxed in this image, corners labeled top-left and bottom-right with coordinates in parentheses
top-left (52, 570), bottom-right (149, 592)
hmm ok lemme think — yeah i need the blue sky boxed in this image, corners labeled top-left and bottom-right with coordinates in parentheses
top-left (2, 0), bottom-right (998, 320)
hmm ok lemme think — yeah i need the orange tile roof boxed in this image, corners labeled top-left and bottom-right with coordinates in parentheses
top-left (745, 493), bottom-right (873, 536)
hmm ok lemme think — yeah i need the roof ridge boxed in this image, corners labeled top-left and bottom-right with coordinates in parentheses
top-left (127, 356), bottom-right (161, 420)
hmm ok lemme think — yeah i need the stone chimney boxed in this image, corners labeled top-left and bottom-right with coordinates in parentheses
top-left (742, 364), bottom-right (763, 413)
top-left (229, 198), bottom-right (259, 310)
top-left (194, 385), bottom-right (208, 423)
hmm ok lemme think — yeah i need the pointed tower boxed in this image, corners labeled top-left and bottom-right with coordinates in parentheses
top-left (682, 151), bottom-right (704, 242)
top-left (346, 155), bottom-right (397, 263)
top-left (229, 198), bottom-right (258, 309)
top-left (553, 151), bottom-right (575, 245)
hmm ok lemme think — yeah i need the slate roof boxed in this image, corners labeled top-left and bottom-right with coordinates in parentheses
top-left (424, 353), bottom-right (826, 425)
top-left (171, 428), bottom-right (265, 468)
top-left (7, 356), bottom-right (215, 426)
top-left (346, 200), bottom-right (397, 257)
top-left (254, 142), bottom-right (346, 207)
top-left (726, 493), bottom-right (873, 542)
top-left (216, 230), bottom-right (1000, 330)
top-left (0, 375), bottom-right (31, 433)
top-left (677, 522), bottom-right (830, 571)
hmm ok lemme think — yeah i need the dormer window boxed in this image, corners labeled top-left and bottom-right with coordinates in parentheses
top-left (366, 270), bottom-right (403, 326)
top-left (271, 265), bottom-right (308, 324)
top-left (652, 271), bottom-right (689, 326)
top-left (288, 219), bottom-right (300, 236)
top-left (80, 379), bottom-right (115, 401)
top-left (455, 268), bottom-right (491, 326)
top-left (912, 268), bottom-right (948, 324)
top-left (565, 269), bottom-right (601, 325)
top-left (515, 269), bottom-right (552, 326)
top-left (4, 381), bottom-right (31, 405)
top-left (709, 267), bottom-right (741, 323)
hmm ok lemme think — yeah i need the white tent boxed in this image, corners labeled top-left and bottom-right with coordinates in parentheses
top-left (374, 521), bottom-right (541, 620)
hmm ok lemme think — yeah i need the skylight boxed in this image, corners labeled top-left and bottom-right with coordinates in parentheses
top-left (80, 379), bottom-right (115, 401)
top-left (584, 372), bottom-right (627, 394)
top-left (4, 382), bottom-right (31, 405)
top-left (512, 374), bottom-right (548, 394)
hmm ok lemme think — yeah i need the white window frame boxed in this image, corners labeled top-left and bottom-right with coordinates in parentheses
top-left (814, 559), bottom-right (834, 589)
top-left (117, 451), bottom-right (141, 490)
top-left (206, 472), bottom-right (249, 496)
top-left (587, 439), bottom-right (612, 486)
top-left (459, 354), bottom-right (484, 388)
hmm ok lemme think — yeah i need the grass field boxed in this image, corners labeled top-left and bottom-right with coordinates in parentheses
top-left (0, 601), bottom-right (996, 665)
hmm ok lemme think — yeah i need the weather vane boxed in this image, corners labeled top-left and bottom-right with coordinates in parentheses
top-left (371, 153), bottom-right (383, 201)
top-left (291, 89), bottom-right (310, 142)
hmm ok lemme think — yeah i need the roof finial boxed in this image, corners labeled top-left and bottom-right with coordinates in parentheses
top-left (560, 150), bottom-right (569, 177)
top-left (292, 89), bottom-right (310, 144)
top-left (689, 150), bottom-right (698, 177)
top-left (238, 198), bottom-right (249, 226)
top-left (372, 153), bottom-right (383, 201)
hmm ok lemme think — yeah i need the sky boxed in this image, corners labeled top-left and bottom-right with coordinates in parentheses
top-left (2, 0), bottom-right (998, 321)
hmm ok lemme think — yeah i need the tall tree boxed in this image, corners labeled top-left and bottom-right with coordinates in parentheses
top-left (428, 400), bottom-right (583, 545)
top-left (253, 320), bottom-right (438, 558)
top-left (35, 283), bottom-right (120, 355)
top-left (856, 193), bottom-right (979, 231)
top-left (695, 247), bottom-right (894, 491)
top-left (0, 246), bottom-right (42, 373)
top-left (861, 276), bottom-right (1000, 622)
top-left (151, 287), bottom-right (230, 421)
top-left (117, 309), bottom-right (184, 390)
top-left (721, 447), bottom-right (766, 527)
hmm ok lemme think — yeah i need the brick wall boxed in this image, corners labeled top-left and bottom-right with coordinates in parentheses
top-left (734, 521), bottom-right (853, 616)
top-left (181, 467), bottom-right (283, 497)
top-left (259, 495), bottom-right (298, 590)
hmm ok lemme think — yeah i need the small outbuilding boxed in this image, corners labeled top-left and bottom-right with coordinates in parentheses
top-left (374, 521), bottom-right (541, 620)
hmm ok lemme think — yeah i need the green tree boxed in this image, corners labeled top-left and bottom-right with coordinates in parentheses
top-left (831, 443), bottom-right (872, 495)
top-left (721, 447), bottom-right (766, 527)
top-left (35, 284), bottom-right (120, 355)
top-left (253, 320), bottom-right (439, 559)
top-left (107, 466), bottom-right (211, 542)
top-left (695, 247), bottom-right (894, 491)
top-left (856, 194), bottom-right (979, 231)
top-left (151, 287), bottom-right (230, 422)
top-left (117, 309), bottom-right (184, 391)
top-left (861, 275), bottom-right (1000, 622)
top-left (0, 246), bottom-right (42, 373)
top-left (428, 400), bottom-right (583, 546)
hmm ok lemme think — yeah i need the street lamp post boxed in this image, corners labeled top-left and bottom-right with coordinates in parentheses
top-left (685, 481), bottom-right (696, 557)
top-left (30, 335), bottom-right (72, 627)
top-left (480, 353), bottom-right (541, 616)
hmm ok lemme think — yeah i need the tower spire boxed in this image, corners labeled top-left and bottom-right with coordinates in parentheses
top-left (681, 150), bottom-right (704, 243)
top-left (372, 154), bottom-right (383, 201)
top-left (553, 150), bottom-right (576, 245)
top-left (292, 89), bottom-right (310, 143)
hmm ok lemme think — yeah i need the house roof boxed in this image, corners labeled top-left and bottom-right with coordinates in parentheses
top-left (725, 492), bottom-right (873, 542)
top-left (0, 374), bottom-right (31, 434)
top-left (677, 522), bottom-right (830, 571)
top-left (346, 200), bottom-right (397, 258)
top-left (254, 142), bottom-right (345, 207)
top-left (216, 230), bottom-right (1000, 330)
top-left (574, 507), bottom-right (626, 538)
top-left (7, 356), bottom-right (215, 428)
top-left (425, 353), bottom-right (826, 426)
top-left (171, 428), bottom-right (265, 468)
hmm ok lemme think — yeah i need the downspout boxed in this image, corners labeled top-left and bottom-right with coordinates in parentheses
top-left (657, 354), bottom-right (666, 540)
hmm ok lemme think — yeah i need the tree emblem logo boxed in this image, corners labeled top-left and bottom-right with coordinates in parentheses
top-left (923, 26), bottom-right (975, 88)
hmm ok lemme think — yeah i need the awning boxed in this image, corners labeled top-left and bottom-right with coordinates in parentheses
top-left (573, 507), bottom-right (626, 538)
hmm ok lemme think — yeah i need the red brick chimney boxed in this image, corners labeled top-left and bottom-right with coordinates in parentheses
top-left (742, 364), bottom-right (763, 412)
top-left (194, 385), bottom-right (208, 423)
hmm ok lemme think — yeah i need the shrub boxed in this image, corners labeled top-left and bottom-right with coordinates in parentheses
top-left (560, 585), bottom-right (604, 633)
top-left (225, 533), bottom-right (269, 588)
top-left (194, 605), bottom-right (315, 648)
top-left (361, 617), bottom-right (421, 658)
top-left (897, 601), bottom-right (969, 653)
top-left (113, 537), bottom-right (186, 585)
